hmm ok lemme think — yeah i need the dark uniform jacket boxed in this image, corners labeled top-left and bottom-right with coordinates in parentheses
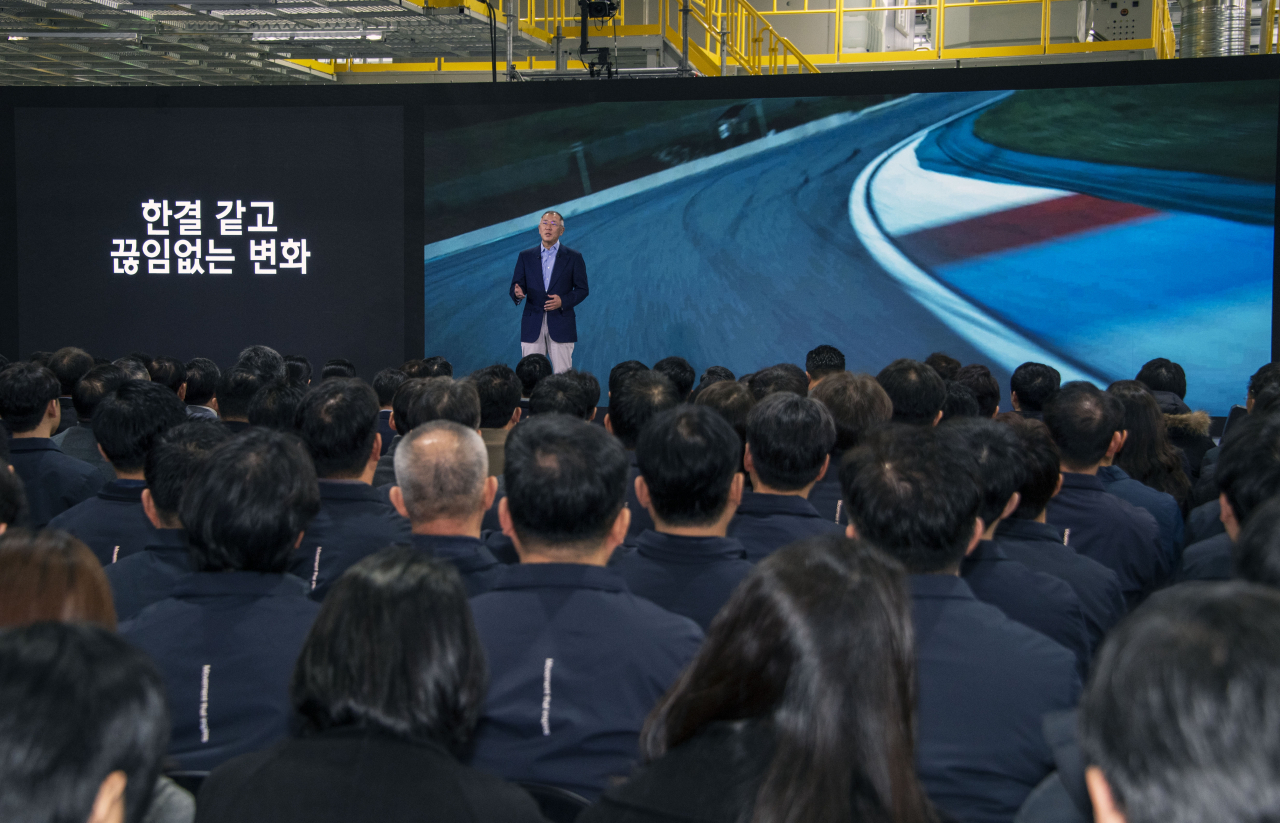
top-left (288, 480), bottom-right (412, 600)
top-left (611, 531), bottom-right (754, 631)
top-left (1096, 464), bottom-right (1185, 566)
top-left (468, 564), bottom-right (704, 800)
top-left (376, 409), bottom-right (396, 456)
top-left (1187, 499), bottom-right (1225, 544)
top-left (805, 471), bottom-right (847, 527)
top-left (1178, 531), bottom-right (1233, 582)
top-left (48, 479), bottom-right (156, 565)
top-left (407, 533), bottom-right (503, 596)
top-left (51, 422), bottom-right (116, 483)
top-left (103, 528), bottom-right (194, 621)
top-left (7, 437), bottom-right (104, 527)
top-left (727, 491), bottom-right (843, 563)
top-left (625, 453), bottom-right (656, 539)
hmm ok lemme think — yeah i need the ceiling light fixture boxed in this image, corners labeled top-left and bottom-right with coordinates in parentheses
top-left (251, 27), bottom-right (388, 40)
top-left (7, 31), bottom-right (142, 41)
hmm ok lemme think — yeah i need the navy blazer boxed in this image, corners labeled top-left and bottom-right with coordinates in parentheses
top-left (993, 518), bottom-right (1126, 649)
top-left (7, 437), bottom-right (105, 527)
top-left (407, 533), bottom-right (503, 596)
top-left (48, 479), bottom-right (157, 565)
top-left (611, 530), bottom-right (754, 630)
top-left (911, 574), bottom-right (1081, 823)
top-left (727, 491), bottom-right (843, 563)
top-left (288, 480), bottom-right (413, 600)
top-left (510, 244), bottom-right (589, 344)
top-left (119, 571), bottom-right (320, 771)
top-left (1178, 531), bottom-right (1233, 582)
top-left (103, 528), bottom-right (194, 622)
top-left (468, 563), bottom-right (703, 800)
top-left (1097, 465), bottom-right (1186, 566)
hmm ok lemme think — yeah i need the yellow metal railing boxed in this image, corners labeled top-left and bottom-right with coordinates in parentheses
top-left (1262, 0), bottom-right (1278, 54)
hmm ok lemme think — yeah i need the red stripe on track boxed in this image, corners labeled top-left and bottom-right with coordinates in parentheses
top-left (897, 194), bottom-right (1161, 268)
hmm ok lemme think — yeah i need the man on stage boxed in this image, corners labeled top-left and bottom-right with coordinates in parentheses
top-left (510, 211), bottom-right (589, 374)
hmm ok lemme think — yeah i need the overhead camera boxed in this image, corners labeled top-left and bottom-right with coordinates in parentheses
top-left (580, 0), bottom-right (619, 17)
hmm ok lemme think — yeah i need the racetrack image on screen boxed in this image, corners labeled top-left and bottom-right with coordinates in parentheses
top-left (424, 81), bottom-right (1277, 414)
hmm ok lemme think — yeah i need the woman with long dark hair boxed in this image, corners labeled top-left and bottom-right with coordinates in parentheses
top-left (580, 535), bottom-right (937, 823)
top-left (1107, 381), bottom-right (1192, 509)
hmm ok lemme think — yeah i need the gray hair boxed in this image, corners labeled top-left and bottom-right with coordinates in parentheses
top-left (394, 420), bottom-right (489, 523)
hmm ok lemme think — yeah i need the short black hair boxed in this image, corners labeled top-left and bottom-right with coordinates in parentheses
top-left (372, 368), bottom-right (408, 408)
top-left (283, 355), bottom-right (313, 386)
top-left (1216, 411), bottom-right (1280, 525)
top-left (840, 425), bottom-right (981, 573)
top-left (1234, 495), bottom-right (1280, 587)
top-left (320, 359), bottom-right (357, 380)
top-left (955, 364), bottom-right (1000, 418)
top-left (183, 358), bottom-right (221, 407)
top-left (653, 357), bottom-right (696, 402)
top-left (530, 373), bottom-right (593, 419)
top-left (1248, 363), bottom-right (1280, 399)
top-left (214, 367), bottom-right (262, 420)
top-left (1010, 362), bottom-right (1061, 412)
top-left (144, 420), bottom-right (232, 520)
top-left (1135, 358), bottom-right (1186, 400)
top-left (940, 381), bottom-right (980, 421)
top-left (637, 406), bottom-right (741, 527)
top-left (1042, 381), bottom-right (1125, 471)
top-left (566, 369), bottom-right (601, 411)
top-left (805, 345), bottom-right (846, 381)
top-left (0, 460), bottom-right (28, 526)
top-left (295, 378), bottom-right (380, 479)
top-left (247, 381), bottom-right (306, 433)
top-left (0, 622), bottom-right (168, 823)
top-left (420, 356), bottom-right (453, 378)
top-left (749, 364), bottom-right (809, 401)
top-left (236, 345), bottom-right (286, 383)
top-left (876, 359), bottom-right (945, 425)
top-left (691, 366), bottom-right (735, 401)
top-left (72, 364), bottom-right (128, 422)
top-left (468, 364), bottom-right (521, 429)
top-left (996, 414), bottom-right (1062, 520)
top-left (516, 354), bottom-right (553, 397)
top-left (292, 548), bottom-right (487, 756)
top-left (48, 347), bottom-right (94, 396)
top-left (92, 381), bottom-right (189, 474)
top-left (146, 356), bottom-right (187, 395)
top-left (810, 371), bottom-right (894, 453)
top-left (113, 358), bottom-right (150, 382)
top-left (745, 393), bottom-right (836, 491)
top-left (401, 378), bottom-right (481, 432)
top-left (945, 417), bottom-right (1029, 529)
top-left (608, 370), bottom-right (679, 449)
top-left (503, 414), bottom-right (629, 551)
top-left (0, 363), bottom-right (60, 433)
top-left (1080, 582), bottom-right (1280, 823)
top-left (923, 352), bottom-right (961, 381)
top-left (694, 380), bottom-right (756, 448)
top-left (179, 428), bottom-right (321, 573)
top-left (608, 360), bottom-right (649, 398)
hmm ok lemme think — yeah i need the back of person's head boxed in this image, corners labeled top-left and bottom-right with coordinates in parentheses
top-left (1080, 582), bottom-right (1280, 823)
top-left (420, 356), bottom-right (453, 378)
top-left (183, 358), bottom-right (220, 407)
top-left (295, 379), bottom-right (379, 479)
top-left (214, 367), bottom-right (262, 420)
top-left (811, 372), bottom-right (892, 454)
top-left (72, 364), bottom-right (128, 422)
top-left (608, 360), bottom-right (649, 398)
top-left (283, 355), bottom-right (312, 386)
top-left (529, 373), bottom-right (593, 419)
top-left (944, 417), bottom-right (1028, 530)
top-left (805, 345), bottom-right (846, 383)
top-left (995, 413), bottom-right (1062, 520)
top-left (29, 351), bottom-right (51, 367)
top-left (745, 393), bottom-right (836, 491)
top-left (749, 363), bottom-right (809, 401)
top-left (400, 359), bottom-right (428, 379)
top-left (0, 363), bottom-right (60, 433)
top-left (236, 344), bottom-right (286, 383)
top-left (128, 353), bottom-right (154, 370)
top-left (516, 354), bottom-right (554, 398)
top-left (469, 364), bottom-right (521, 428)
top-left (0, 621), bottom-right (168, 823)
top-left (0, 461), bottom-right (28, 529)
top-left (394, 421), bottom-right (489, 525)
top-left (372, 368), bottom-right (408, 409)
top-left (320, 359), bottom-right (357, 380)
top-left (877, 359), bottom-right (946, 425)
top-left (179, 429), bottom-right (320, 573)
top-left (1216, 411), bottom-right (1280, 527)
top-left (1107, 380), bottom-right (1191, 503)
top-left (144, 421), bottom-right (231, 526)
top-left (504, 414), bottom-right (628, 553)
top-left (93, 381), bottom-right (189, 474)
top-left (48, 347), bottom-right (94, 397)
top-left (940, 381), bottom-right (980, 421)
top-left (608, 370), bottom-right (679, 449)
top-left (955, 364), bottom-right (999, 418)
top-left (1234, 495), bottom-right (1280, 587)
top-left (695, 379), bottom-right (757, 447)
top-left (923, 352), bottom-right (961, 381)
top-left (691, 366), bottom-right (735, 401)
top-left (248, 381), bottom-right (306, 432)
top-left (146, 356), bottom-right (186, 395)
top-left (292, 548), bottom-right (486, 755)
top-left (840, 425), bottom-right (981, 573)
top-left (113, 358), bottom-right (150, 383)
top-left (636, 406), bottom-right (741, 527)
top-left (1010, 362), bottom-right (1061, 412)
top-left (0, 530), bottom-right (115, 628)
top-left (643, 536), bottom-right (934, 823)
top-left (1135, 358), bottom-right (1186, 400)
top-left (653, 357), bottom-right (696, 402)
top-left (565, 369), bottom-right (600, 413)
top-left (1042, 381), bottom-right (1124, 471)
top-left (403, 377), bottom-right (482, 431)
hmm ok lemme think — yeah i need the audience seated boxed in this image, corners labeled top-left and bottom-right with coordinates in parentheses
top-left (516, 353), bottom-right (554, 417)
top-left (48, 347), bottom-right (95, 436)
top-left (235, 345), bottom-right (287, 383)
top-left (1135, 357), bottom-right (1215, 479)
top-left (568, 368), bottom-right (602, 423)
top-left (52, 363), bottom-right (128, 483)
top-left (809, 371), bottom-right (892, 525)
top-left (120, 428), bottom-right (322, 771)
top-left (605, 370), bottom-right (679, 539)
top-left (372, 368), bottom-right (408, 456)
top-left (320, 358), bottom-right (357, 380)
top-left (372, 377), bottom-right (481, 487)
top-left (530, 372), bottom-right (595, 419)
top-left (389, 420), bottom-right (503, 595)
top-left (195, 548), bottom-right (544, 823)
top-left (50, 381), bottom-right (187, 565)
top-left (1079, 582), bottom-right (1280, 823)
top-left (0, 439), bottom-right (29, 532)
top-left (955, 364), bottom-right (1000, 418)
top-left (747, 363), bottom-right (808, 400)
top-left (0, 622), bottom-right (170, 823)
top-left (0, 362), bottom-right (105, 526)
top-left (246, 381), bottom-right (304, 432)
top-left (149, 356), bottom-right (188, 399)
top-left (924, 351), bottom-right (961, 381)
top-left (1233, 494), bottom-right (1280, 587)
top-left (420, 355), bottom-right (454, 377)
top-left (877, 358), bottom-right (945, 426)
top-left (470, 414), bottom-right (703, 799)
top-left (213, 367), bottom-right (261, 434)
top-left (289, 378), bottom-right (412, 599)
top-left (1008, 362), bottom-right (1060, 422)
top-left (283, 354), bottom-right (313, 386)
top-left (582, 535), bottom-right (937, 823)
top-left (694, 379), bottom-right (755, 446)
top-left (611, 406), bottom-right (753, 630)
top-left (841, 424), bottom-right (1080, 823)
top-left (652, 356), bottom-right (695, 402)
top-left (0, 528), bottom-right (116, 628)
top-left (115, 357), bottom-right (151, 382)
top-left (728, 393), bottom-right (841, 561)
top-left (689, 365), bottom-right (734, 401)
top-left (804, 344), bottom-right (845, 390)
top-left (1042, 382), bottom-right (1166, 608)
top-left (184, 358), bottom-right (221, 419)
top-left (104, 420), bottom-right (231, 621)
top-left (471, 364), bottom-right (522, 475)
top-left (1193, 363), bottom-right (1280, 505)
top-left (942, 380), bottom-right (981, 421)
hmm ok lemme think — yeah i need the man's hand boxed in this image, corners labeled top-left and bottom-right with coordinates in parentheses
top-left (513, 284), bottom-right (525, 303)
top-left (544, 294), bottom-right (563, 311)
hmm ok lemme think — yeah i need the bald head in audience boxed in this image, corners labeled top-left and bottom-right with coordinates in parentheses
top-left (391, 420), bottom-right (498, 537)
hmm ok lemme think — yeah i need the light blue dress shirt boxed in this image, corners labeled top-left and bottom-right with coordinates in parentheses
top-left (540, 241), bottom-right (559, 292)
